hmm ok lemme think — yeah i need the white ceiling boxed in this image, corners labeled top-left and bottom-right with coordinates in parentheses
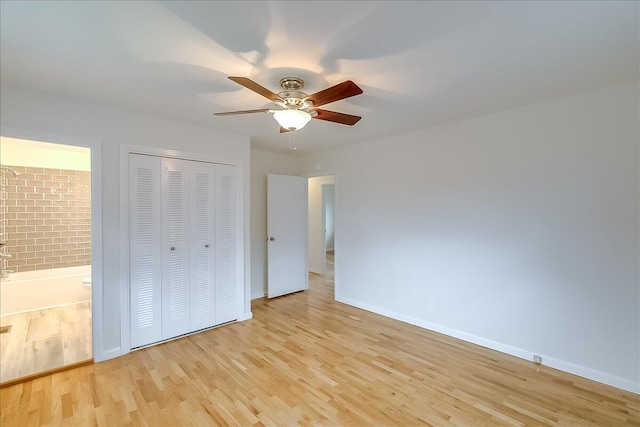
top-left (1, 1), bottom-right (638, 154)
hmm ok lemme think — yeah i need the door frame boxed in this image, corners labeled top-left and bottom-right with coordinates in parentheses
top-left (305, 171), bottom-right (337, 298)
top-left (119, 144), bottom-right (246, 355)
top-left (321, 182), bottom-right (335, 268)
top-left (0, 126), bottom-right (104, 360)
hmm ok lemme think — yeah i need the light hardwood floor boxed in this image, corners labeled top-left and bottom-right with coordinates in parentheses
top-left (0, 302), bottom-right (92, 383)
top-left (1, 256), bottom-right (638, 426)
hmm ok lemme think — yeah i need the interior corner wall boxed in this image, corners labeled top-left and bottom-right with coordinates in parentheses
top-left (0, 84), bottom-right (251, 361)
top-left (298, 82), bottom-right (640, 393)
top-left (250, 149), bottom-right (299, 299)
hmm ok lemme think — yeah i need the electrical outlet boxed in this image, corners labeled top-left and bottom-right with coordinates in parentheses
top-left (533, 355), bottom-right (542, 364)
top-left (428, 299), bottom-right (435, 310)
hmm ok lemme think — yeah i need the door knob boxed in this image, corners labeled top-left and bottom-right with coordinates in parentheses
top-left (204, 244), bottom-right (209, 248)
top-left (170, 246), bottom-right (175, 251)
top-left (269, 237), bottom-right (275, 241)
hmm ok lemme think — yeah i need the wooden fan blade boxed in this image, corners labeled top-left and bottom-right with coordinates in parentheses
top-left (312, 109), bottom-right (361, 126)
top-left (305, 81), bottom-right (363, 107)
top-left (214, 109), bottom-right (270, 116)
top-left (279, 127), bottom-right (291, 133)
top-left (228, 77), bottom-right (282, 102)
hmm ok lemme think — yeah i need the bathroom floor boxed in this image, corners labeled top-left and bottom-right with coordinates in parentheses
top-left (0, 302), bottom-right (92, 383)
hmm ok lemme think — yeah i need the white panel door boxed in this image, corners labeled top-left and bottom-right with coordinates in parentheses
top-left (189, 161), bottom-right (216, 330)
top-left (161, 157), bottom-right (191, 339)
top-left (215, 164), bottom-right (237, 323)
top-left (129, 154), bottom-right (162, 348)
top-left (267, 174), bottom-right (308, 298)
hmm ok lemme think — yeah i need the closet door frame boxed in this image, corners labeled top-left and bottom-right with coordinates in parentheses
top-left (119, 145), bottom-right (246, 356)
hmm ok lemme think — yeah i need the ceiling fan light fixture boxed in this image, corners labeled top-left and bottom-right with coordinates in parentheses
top-left (273, 109), bottom-right (311, 131)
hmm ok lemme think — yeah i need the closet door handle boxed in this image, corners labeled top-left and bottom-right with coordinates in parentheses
top-left (204, 244), bottom-right (209, 248)
top-left (170, 246), bottom-right (175, 251)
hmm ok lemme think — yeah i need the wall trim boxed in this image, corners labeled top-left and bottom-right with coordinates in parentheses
top-left (0, 126), bottom-right (104, 362)
top-left (100, 347), bottom-right (123, 362)
top-left (335, 294), bottom-right (640, 394)
top-left (251, 292), bottom-right (266, 300)
top-left (238, 312), bottom-right (253, 321)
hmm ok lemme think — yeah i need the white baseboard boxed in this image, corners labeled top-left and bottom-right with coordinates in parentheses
top-left (335, 295), bottom-right (639, 394)
top-left (99, 346), bottom-right (125, 362)
top-left (238, 312), bottom-right (253, 321)
top-left (251, 292), bottom-right (266, 300)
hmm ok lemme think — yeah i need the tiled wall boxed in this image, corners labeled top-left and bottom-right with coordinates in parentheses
top-left (1, 166), bottom-right (91, 272)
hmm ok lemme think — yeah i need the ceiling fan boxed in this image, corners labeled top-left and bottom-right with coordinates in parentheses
top-left (214, 77), bottom-right (363, 132)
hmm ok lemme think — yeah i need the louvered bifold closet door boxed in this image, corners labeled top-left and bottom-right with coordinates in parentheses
top-left (161, 157), bottom-right (191, 340)
top-left (129, 154), bottom-right (162, 348)
top-left (215, 164), bottom-right (237, 324)
top-left (189, 161), bottom-right (216, 330)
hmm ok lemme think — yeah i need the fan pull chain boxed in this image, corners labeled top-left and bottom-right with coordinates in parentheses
top-left (288, 129), bottom-right (297, 151)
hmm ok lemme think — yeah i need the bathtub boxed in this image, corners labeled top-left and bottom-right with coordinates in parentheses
top-left (0, 265), bottom-right (91, 316)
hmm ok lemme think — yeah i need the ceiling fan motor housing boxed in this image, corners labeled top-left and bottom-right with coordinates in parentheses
top-left (275, 77), bottom-right (314, 109)
top-left (276, 92), bottom-right (312, 108)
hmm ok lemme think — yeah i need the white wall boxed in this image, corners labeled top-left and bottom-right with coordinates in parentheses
top-left (308, 175), bottom-right (335, 273)
top-left (250, 149), bottom-right (299, 299)
top-left (299, 82), bottom-right (640, 393)
top-left (0, 84), bottom-right (251, 361)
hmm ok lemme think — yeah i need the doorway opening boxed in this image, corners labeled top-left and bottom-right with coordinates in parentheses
top-left (0, 137), bottom-right (93, 383)
top-left (308, 175), bottom-right (335, 287)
